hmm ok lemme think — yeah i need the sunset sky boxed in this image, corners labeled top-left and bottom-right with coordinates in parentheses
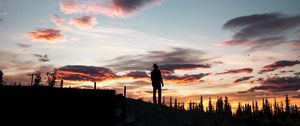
top-left (1, 0), bottom-right (300, 108)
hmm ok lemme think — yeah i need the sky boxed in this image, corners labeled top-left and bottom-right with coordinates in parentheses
top-left (1, 0), bottom-right (300, 109)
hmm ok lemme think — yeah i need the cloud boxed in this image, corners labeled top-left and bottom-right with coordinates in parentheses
top-left (27, 28), bottom-right (64, 43)
top-left (122, 71), bottom-right (149, 79)
top-left (0, 50), bottom-right (35, 71)
top-left (108, 47), bottom-right (213, 71)
top-left (218, 12), bottom-right (300, 51)
top-left (233, 76), bottom-right (254, 83)
top-left (295, 72), bottom-right (300, 76)
top-left (69, 16), bottom-right (97, 29)
top-left (159, 64), bottom-right (210, 74)
top-left (55, 65), bottom-right (117, 82)
top-left (16, 43), bottom-right (31, 48)
top-left (0, 50), bottom-right (55, 84)
top-left (53, 65), bottom-right (209, 85)
top-left (51, 14), bottom-right (71, 30)
top-left (292, 94), bottom-right (300, 98)
top-left (215, 68), bottom-right (253, 75)
top-left (279, 70), bottom-right (295, 74)
top-left (59, 0), bottom-right (162, 18)
top-left (291, 40), bottom-right (300, 48)
top-left (119, 70), bottom-right (210, 84)
top-left (33, 54), bottom-right (50, 62)
top-left (163, 73), bottom-right (210, 84)
top-left (241, 76), bottom-right (300, 93)
top-left (259, 60), bottom-right (300, 74)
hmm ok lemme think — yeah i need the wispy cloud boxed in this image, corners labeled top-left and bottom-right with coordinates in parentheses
top-left (218, 12), bottom-right (300, 52)
top-left (215, 68), bottom-right (253, 75)
top-left (69, 16), bottom-right (97, 29)
top-left (51, 14), bottom-right (71, 30)
top-left (233, 76), bottom-right (254, 83)
top-left (259, 60), bottom-right (300, 74)
top-left (108, 47), bottom-right (213, 71)
top-left (33, 54), bottom-right (50, 62)
top-left (241, 76), bottom-right (300, 93)
top-left (60, 0), bottom-right (162, 18)
top-left (53, 65), bottom-right (211, 85)
top-left (16, 43), bottom-right (31, 48)
top-left (55, 65), bottom-right (117, 82)
top-left (27, 28), bottom-right (64, 43)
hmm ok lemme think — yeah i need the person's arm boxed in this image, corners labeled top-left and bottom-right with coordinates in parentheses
top-left (159, 71), bottom-right (164, 87)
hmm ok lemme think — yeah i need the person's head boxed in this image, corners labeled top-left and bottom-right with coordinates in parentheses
top-left (153, 64), bottom-right (158, 69)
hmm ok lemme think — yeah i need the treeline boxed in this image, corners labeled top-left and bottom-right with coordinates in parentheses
top-left (163, 95), bottom-right (299, 119)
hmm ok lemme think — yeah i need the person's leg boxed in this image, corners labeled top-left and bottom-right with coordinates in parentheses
top-left (158, 87), bottom-right (161, 105)
top-left (153, 88), bottom-right (157, 104)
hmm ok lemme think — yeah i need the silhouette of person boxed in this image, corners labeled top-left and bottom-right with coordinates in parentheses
top-left (151, 64), bottom-right (164, 105)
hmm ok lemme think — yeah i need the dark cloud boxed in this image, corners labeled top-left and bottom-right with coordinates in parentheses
top-left (292, 94), bottom-right (300, 98)
top-left (16, 43), bottom-right (31, 48)
top-left (219, 12), bottom-right (300, 51)
top-left (111, 0), bottom-right (161, 13)
top-left (259, 60), bottom-right (300, 74)
top-left (33, 54), bottom-right (50, 62)
top-left (108, 47), bottom-right (214, 71)
top-left (60, 0), bottom-right (162, 18)
top-left (223, 12), bottom-right (282, 30)
top-left (123, 71), bottom-right (149, 79)
top-left (233, 76), bottom-right (254, 83)
top-left (294, 72), bottom-right (300, 76)
top-left (55, 65), bottom-right (117, 82)
top-left (241, 76), bottom-right (300, 93)
top-left (215, 68), bottom-right (253, 75)
top-left (27, 28), bottom-right (64, 43)
top-left (159, 64), bottom-right (210, 74)
top-left (53, 64), bottom-right (209, 85)
top-left (279, 70), bottom-right (295, 74)
top-left (239, 85), bottom-right (278, 93)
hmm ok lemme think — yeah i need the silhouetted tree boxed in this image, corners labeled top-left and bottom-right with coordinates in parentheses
top-left (224, 96), bottom-right (232, 115)
top-left (236, 102), bottom-right (242, 116)
top-left (208, 97), bottom-right (214, 112)
top-left (199, 96), bottom-right (204, 112)
top-left (285, 95), bottom-right (290, 115)
top-left (216, 97), bottom-right (224, 113)
top-left (174, 98), bottom-right (177, 109)
top-left (33, 73), bottom-right (41, 86)
top-left (262, 98), bottom-right (272, 118)
top-left (47, 72), bottom-right (56, 87)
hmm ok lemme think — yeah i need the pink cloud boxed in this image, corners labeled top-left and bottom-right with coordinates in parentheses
top-left (27, 28), bottom-right (64, 43)
top-left (59, 0), bottom-right (162, 18)
top-left (59, 0), bottom-right (81, 14)
top-left (51, 15), bottom-right (71, 30)
top-left (69, 16), bottom-right (97, 29)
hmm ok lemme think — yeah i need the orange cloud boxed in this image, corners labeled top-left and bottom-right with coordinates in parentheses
top-left (55, 65), bottom-right (117, 82)
top-left (69, 16), bottom-right (97, 29)
top-left (215, 68), bottom-right (253, 75)
top-left (27, 28), bottom-right (64, 43)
